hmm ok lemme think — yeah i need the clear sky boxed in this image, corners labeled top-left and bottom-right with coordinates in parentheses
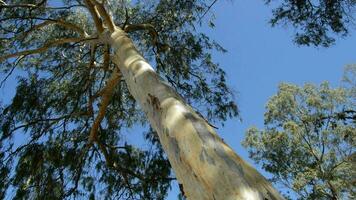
top-left (165, 0), bottom-right (356, 199)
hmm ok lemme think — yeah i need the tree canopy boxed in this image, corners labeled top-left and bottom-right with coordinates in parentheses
top-left (0, 0), bottom-right (238, 199)
top-left (243, 67), bottom-right (356, 199)
top-left (265, 0), bottom-right (356, 46)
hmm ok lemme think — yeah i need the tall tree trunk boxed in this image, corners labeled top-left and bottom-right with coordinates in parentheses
top-left (109, 28), bottom-right (284, 200)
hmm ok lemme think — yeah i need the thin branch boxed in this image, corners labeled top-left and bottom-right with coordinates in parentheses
top-left (95, 138), bottom-right (136, 197)
top-left (0, 1), bottom-right (83, 10)
top-left (0, 0), bottom-right (38, 9)
top-left (124, 23), bottom-right (160, 47)
top-left (121, 5), bottom-right (130, 29)
top-left (64, 149), bottom-right (87, 197)
top-left (199, 0), bottom-right (218, 23)
top-left (103, 44), bottom-right (110, 70)
top-left (0, 55), bottom-right (25, 87)
top-left (86, 44), bottom-right (99, 116)
top-left (0, 37), bottom-right (97, 61)
top-left (2, 116), bottom-right (68, 162)
top-left (4, 116), bottom-right (68, 138)
top-left (23, 19), bottom-right (88, 37)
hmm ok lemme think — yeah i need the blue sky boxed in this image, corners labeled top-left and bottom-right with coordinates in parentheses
top-left (165, 0), bottom-right (356, 199)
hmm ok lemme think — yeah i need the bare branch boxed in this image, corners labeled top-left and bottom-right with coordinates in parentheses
top-left (121, 5), bottom-right (130, 29)
top-left (198, 0), bottom-right (218, 23)
top-left (0, 55), bottom-right (26, 88)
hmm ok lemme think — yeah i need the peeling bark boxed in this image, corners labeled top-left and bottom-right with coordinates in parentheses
top-left (109, 28), bottom-right (285, 200)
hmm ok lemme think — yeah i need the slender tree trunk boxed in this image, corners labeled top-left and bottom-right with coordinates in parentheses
top-left (109, 28), bottom-right (284, 200)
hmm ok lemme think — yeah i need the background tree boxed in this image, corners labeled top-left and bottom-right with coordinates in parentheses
top-left (243, 67), bottom-right (356, 199)
top-left (265, 0), bottom-right (356, 47)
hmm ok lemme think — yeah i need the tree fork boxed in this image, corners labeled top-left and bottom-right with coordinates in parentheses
top-left (107, 27), bottom-right (285, 200)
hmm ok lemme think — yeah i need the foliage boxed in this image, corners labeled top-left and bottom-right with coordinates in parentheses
top-left (265, 0), bottom-right (356, 47)
top-left (243, 73), bottom-right (356, 199)
top-left (0, 0), bottom-right (238, 199)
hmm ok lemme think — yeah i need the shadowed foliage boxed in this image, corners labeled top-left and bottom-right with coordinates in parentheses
top-left (265, 0), bottom-right (356, 46)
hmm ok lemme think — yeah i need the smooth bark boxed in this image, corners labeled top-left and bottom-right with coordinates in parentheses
top-left (109, 28), bottom-right (285, 200)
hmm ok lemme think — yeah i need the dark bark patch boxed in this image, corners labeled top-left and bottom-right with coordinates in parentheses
top-left (199, 148), bottom-right (216, 165)
top-left (214, 146), bottom-right (244, 175)
top-left (265, 191), bottom-right (279, 200)
top-left (163, 127), bottom-right (170, 136)
top-left (147, 93), bottom-right (161, 110)
top-left (183, 112), bottom-right (245, 175)
top-left (183, 112), bottom-right (214, 143)
top-left (168, 137), bottom-right (180, 159)
top-left (179, 183), bottom-right (186, 198)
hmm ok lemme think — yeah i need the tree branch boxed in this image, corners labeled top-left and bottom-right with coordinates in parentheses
top-left (89, 0), bottom-right (116, 32)
top-left (23, 19), bottom-right (88, 37)
top-left (0, 0), bottom-right (42, 9)
top-left (84, 0), bottom-right (104, 33)
top-left (124, 23), bottom-right (158, 40)
top-left (95, 137), bottom-right (136, 197)
top-left (88, 69), bottom-right (121, 144)
top-left (0, 37), bottom-right (97, 61)
top-left (0, 3), bottom-right (37, 9)
top-left (0, 55), bottom-right (25, 88)
top-left (0, 1), bottom-right (83, 10)
top-left (103, 44), bottom-right (111, 70)
top-left (124, 23), bottom-right (170, 52)
top-left (199, 0), bottom-right (218, 23)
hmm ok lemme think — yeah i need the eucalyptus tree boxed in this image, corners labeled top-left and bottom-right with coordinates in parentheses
top-left (0, 0), bottom-right (284, 199)
top-left (243, 76), bottom-right (356, 199)
top-left (265, 0), bottom-right (356, 47)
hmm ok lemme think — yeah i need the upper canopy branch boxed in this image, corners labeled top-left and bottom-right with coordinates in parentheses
top-left (1, 17), bottom-right (87, 38)
top-left (0, 0), bottom-right (45, 9)
top-left (23, 19), bottom-right (88, 37)
top-left (0, 3), bottom-right (37, 9)
top-left (124, 23), bottom-right (170, 51)
top-left (124, 23), bottom-right (157, 35)
top-left (88, 0), bottom-right (116, 32)
top-left (0, 0), bottom-right (83, 10)
top-left (0, 37), bottom-right (97, 62)
top-left (84, 0), bottom-right (104, 33)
